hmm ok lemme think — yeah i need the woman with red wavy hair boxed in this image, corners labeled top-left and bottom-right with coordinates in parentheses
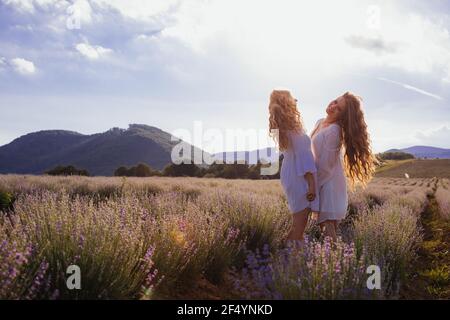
top-left (269, 90), bottom-right (319, 243)
top-left (311, 92), bottom-right (376, 240)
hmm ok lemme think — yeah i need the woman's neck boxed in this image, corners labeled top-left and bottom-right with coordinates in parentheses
top-left (324, 114), bottom-right (339, 125)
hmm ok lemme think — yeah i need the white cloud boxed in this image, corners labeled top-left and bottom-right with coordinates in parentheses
top-left (0, 57), bottom-right (6, 74)
top-left (67, 0), bottom-right (93, 25)
top-left (3, 0), bottom-right (94, 33)
top-left (75, 42), bottom-right (112, 60)
top-left (415, 125), bottom-right (450, 148)
top-left (135, 34), bottom-right (158, 41)
top-left (156, 0), bottom-right (450, 82)
top-left (443, 65), bottom-right (450, 84)
top-left (92, 0), bottom-right (178, 21)
top-left (2, 0), bottom-right (65, 13)
top-left (10, 57), bottom-right (36, 75)
top-left (371, 12), bottom-right (450, 77)
top-left (3, 0), bottom-right (35, 12)
top-left (4, 1), bottom-right (447, 84)
top-left (4, 0), bottom-right (450, 81)
top-left (11, 24), bottom-right (34, 32)
top-left (345, 35), bottom-right (400, 54)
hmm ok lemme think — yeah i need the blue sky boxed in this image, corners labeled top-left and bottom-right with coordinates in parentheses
top-left (0, 0), bottom-right (449, 153)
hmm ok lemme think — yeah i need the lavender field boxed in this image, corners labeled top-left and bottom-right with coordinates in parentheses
top-left (0, 175), bottom-right (448, 300)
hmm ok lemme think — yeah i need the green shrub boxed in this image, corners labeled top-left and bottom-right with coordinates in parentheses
top-left (45, 165), bottom-right (90, 176)
top-left (0, 191), bottom-right (14, 212)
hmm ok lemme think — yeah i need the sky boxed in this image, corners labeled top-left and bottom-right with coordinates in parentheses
top-left (0, 0), bottom-right (449, 153)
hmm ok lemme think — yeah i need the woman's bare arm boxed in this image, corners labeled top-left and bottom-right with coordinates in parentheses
top-left (304, 172), bottom-right (316, 201)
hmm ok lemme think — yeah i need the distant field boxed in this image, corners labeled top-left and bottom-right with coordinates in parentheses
top-left (376, 159), bottom-right (450, 178)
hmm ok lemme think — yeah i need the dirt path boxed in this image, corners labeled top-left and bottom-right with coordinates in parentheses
top-left (156, 271), bottom-right (241, 300)
top-left (400, 180), bottom-right (450, 299)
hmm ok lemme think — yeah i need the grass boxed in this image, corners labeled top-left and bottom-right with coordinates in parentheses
top-left (421, 266), bottom-right (450, 287)
top-left (375, 159), bottom-right (415, 175)
top-left (376, 159), bottom-right (450, 178)
top-left (399, 183), bottom-right (450, 300)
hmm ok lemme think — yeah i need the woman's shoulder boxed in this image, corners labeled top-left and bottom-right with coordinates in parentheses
top-left (327, 122), bottom-right (341, 131)
top-left (315, 118), bottom-right (325, 126)
top-left (323, 123), bottom-right (341, 140)
top-left (312, 118), bottom-right (323, 130)
top-left (288, 128), bottom-right (308, 138)
top-left (316, 118), bottom-right (341, 129)
top-left (288, 129), bottom-right (311, 146)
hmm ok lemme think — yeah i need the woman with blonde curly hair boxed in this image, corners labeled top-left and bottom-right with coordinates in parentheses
top-left (269, 90), bottom-right (319, 243)
top-left (311, 92), bottom-right (376, 240)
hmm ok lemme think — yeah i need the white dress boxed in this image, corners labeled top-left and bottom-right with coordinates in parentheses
top-left (311, 119), bottom-right (348, 224)
top-left (280, 130), bottom-right (320, 214)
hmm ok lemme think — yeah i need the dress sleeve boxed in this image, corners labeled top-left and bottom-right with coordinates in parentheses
top-left (316, 125), bottom-right (341, 186)
top-left (291, 132), bottom-right (317, 176)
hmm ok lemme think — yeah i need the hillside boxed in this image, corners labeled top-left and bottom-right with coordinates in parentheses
top-left (386, 146), bottom-right (450, 159)
top-left (376, 159), bottom-right (450, 178)
top-left (0, 124), bottom-right (206, 176)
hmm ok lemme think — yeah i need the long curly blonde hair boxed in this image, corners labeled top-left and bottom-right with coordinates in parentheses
top-left (268, 90), bottom-right (304, 151)
top-left (338, 92), bottom-right (376, 187)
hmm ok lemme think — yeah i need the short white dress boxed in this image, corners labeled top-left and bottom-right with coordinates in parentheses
top-left (280, 130), bottom-right (320, 214)
top-left (311, 119), bottom-right (348, 224)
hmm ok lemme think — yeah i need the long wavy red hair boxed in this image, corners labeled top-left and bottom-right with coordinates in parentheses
top-left (337, 92), bottom-right (377, 187)
top-left (268, 90), bottom-right (304, 151)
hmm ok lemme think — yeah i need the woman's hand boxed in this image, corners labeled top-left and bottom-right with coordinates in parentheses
top-left (307, 188), bottom-right (316, 202)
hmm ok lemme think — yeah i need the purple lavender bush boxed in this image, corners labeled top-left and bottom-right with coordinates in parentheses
top-left (235, 238), bottom-right (373, 300)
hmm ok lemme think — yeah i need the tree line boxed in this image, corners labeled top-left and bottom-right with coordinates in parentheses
top-left (45, 165), bottom-right (90, 176)
top-left (377, 151), bottom-right (415, 161)
top-left (44, 159), bottom-right (283, 180)
top-left (114, 161), bottom-right (281, 180)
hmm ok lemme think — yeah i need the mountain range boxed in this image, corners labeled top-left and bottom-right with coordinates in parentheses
top-left (0, 124), bottom-right (206, 176)
top-left (386, 146), bottom-right (450, 159)
top-left (0, 125), bottom-right (449, 176)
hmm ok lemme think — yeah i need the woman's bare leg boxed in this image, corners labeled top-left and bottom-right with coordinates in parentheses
top-left (287, 208), bottom-right (310, 243)
top-left (319, 220), bottom-right (337, 242)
